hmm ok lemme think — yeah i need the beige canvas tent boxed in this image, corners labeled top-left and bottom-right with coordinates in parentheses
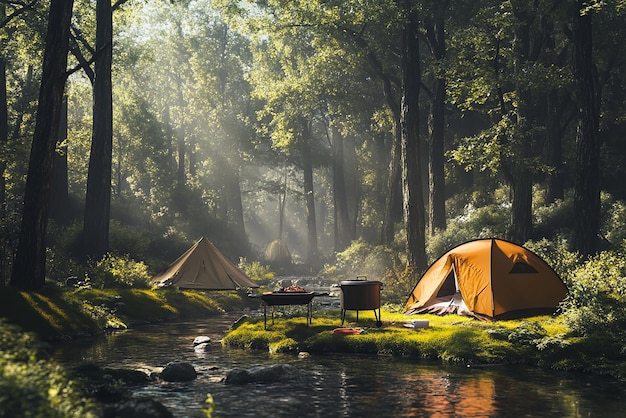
top-left (404, 239), bottom-right (568, 319)
top-left (151, 237), bottom-right (259, 290)
top-left (264, 239), bottom-right (292, 267)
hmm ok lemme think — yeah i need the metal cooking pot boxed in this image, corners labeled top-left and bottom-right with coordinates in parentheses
top-left (339, 279), bottom-right (382, 327)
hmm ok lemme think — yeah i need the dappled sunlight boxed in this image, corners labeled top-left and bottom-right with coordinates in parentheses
top-left (21, 292), bottom-right (77, 332)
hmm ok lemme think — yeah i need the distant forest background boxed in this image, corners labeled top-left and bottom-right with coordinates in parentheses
top-left (1, 0), bottom-right (625, 289)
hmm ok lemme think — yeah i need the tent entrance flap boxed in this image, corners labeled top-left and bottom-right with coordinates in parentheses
top-left (436, 269), bottom-right (457, 298)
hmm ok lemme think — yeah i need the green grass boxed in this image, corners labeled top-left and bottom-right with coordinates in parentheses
top-left (0, 284), bottom-right (247, 341)
top-left (222, 309), bottom-right (625, 378)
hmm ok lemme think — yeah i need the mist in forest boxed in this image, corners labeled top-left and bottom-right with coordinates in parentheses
top-left (2, 0), bottom-right (626, 288)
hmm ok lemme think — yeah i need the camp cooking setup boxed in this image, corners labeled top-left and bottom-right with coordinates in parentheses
top-left (151, 237), bottom-right (568, 331)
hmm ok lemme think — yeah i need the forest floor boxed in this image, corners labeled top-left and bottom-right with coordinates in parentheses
top-left (1, 284), bottom-right (624, 380)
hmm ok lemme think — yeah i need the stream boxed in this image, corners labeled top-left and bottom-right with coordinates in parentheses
top-left (52, 314), bottom-right (626, 418)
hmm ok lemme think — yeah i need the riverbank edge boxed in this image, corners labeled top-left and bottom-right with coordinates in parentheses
top-left (1, 285), bottom-right (624, 381)
top-left (0, 285), bottom-right (255, 341)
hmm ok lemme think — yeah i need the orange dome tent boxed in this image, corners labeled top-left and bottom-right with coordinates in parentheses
top-left (404, 239), bottom-right (567, 319)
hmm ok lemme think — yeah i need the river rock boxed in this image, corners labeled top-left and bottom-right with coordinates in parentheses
top-left (160, 362), bottom-right (197, 382)
top-left (194, 342), bottom-right (211, 352)
top-left (231, 314), bottom-right (248, 329)
top-left (102, 397), bottom-right (173, 418)
top-left (193, 336), bottom-right (211, 345)
top-left (224, 363), bottom-right (299, 385)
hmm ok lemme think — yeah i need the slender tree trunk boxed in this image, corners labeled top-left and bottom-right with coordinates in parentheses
top-left (301, 120), bottom-right (318, 268)
top-left (83, 0), bottom-right (113, 260)
top-left (428, 76), bottom-right (446, 235)
top-left (425, 2), bottom-right (447, 235)
top-left (331, 125), bottom-right (352, 252)
top-left (226, 166), bottom-right (247, 248)
top-left (572, 1), bottom-right (600, 256)
top-left (508, 2), bottom-right (535, 243)
top-left (400, 0), bottom-right (427, 272)
top-left (545, 89), bottom-right (564, 203)
top-left (10, 0), bottom-right (74, 290)
top-left (0, 54), bottom-right (7, 220)
top-left (278, 166), bottom-right (287, 239)
top-left (381, 119), bottom-right (402, 245)
top-left (49, 98), bottom-right (70, 225)
top-left (177, 129), bottom-right (185, 184)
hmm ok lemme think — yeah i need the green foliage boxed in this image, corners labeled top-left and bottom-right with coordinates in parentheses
top-left (560, 251), bottom-right (626, 346)
top-left (380, 265), bottom-right (418, 305)
top-left (320, 238), bottom-right (402, 282)
top-left (269, 337), bottom-right (299, 353)
top-left (86, 253), bottom-right (151, 289)
top-left (427, 191), bottom-right (510, 261)
top-left (0, 320), bottom-right (98, 418)
top-left (601, 192), bottom-right (626, 246)
top-left (238, 258), bottom-right (275, 283)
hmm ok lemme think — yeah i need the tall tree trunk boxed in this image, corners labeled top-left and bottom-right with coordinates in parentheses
top-left (49, 98), bottom-right (70, 225)
top-left (177, 129), bottom-right (185, 184)
top-left (545, 88), bottom-right (565, 203)
top-left (508, 2), bottom-right (535, 243)
top-left (225, 166), bottom-right (247, 248)
top-left (572, 1), bottom-right (600, 256)
top-left (301, 120), bottom-right (318, 268)
top-left (83, 0), bottom-right (113, 260)
top-left (0, 53), bottom-right (7, 220)
top-left (10, 0), bottom-right (74, 290)
top-left (425, 1), bottom-right (447, 235)
top-left (400, 0), bottom-right (427, 272)
top-left (278, 166), bottom-right (287, 239)
top-left (331, 125), bottom-right (352, 252)
top-left (381, 118), bottom-right (402, 245)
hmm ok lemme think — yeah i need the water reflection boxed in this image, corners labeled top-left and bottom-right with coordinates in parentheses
top-left (53, 316), bottom-right (626, 418)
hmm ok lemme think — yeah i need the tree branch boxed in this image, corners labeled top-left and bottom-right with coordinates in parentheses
top-left (0, 0), bottom-right (40, 29)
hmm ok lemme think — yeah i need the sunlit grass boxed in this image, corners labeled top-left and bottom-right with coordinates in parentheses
top-left (222, 308), bottom-right (586, 370)
top-left (0, 284), bottom-right (246, 340)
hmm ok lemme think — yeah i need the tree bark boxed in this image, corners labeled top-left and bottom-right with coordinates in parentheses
top-left (225, 166), bottom-right (247, 249)
top-left (545, 88), bottom-right (565, 203)
top-left (400, 0), bottom-right (427, 272)
top-left (10, 0), bottom-right (74, 290)
top-left (572, 1), bottom-right (601, 256)
top-left (425, 1), bottom-right (447, 235)
top-left (83, 0), bottom-right (113, 260)
top-left (301, 119), bottom-right (318, 268)
top-left (331, 125), bottom-right (352, 252)
top-left (0, 54), bottom-right (6, 220)
top-left (508, 2), bottom-right (535, 243)
top-left (49, 98), bottom-right (70, 225)
top-left (381, 118), bottom-right (402, 245)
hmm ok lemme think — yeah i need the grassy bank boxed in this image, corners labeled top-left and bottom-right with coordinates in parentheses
top-left (0, 284), bottom-right (253, 341)
top-left (222, 308), bottom-right (626, 379)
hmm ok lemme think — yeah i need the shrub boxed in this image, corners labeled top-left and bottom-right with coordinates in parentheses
top-left (238, 258), bottom-right (274, 283)
top-left (87, 253), bottom-right (151, 288)
top-left (601, 193), bottom-right (626, 246)
top-left (320, 238), bottom-right (402, 282)
top-left (0, 320), bottom-right (98, 418)
top-left (560, 251), bottom-right (626, 346)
